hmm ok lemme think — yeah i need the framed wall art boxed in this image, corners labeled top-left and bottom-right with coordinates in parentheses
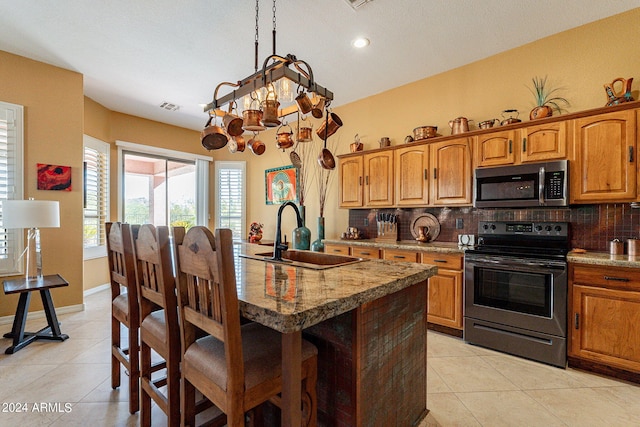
top-left (37, 163), bottom-right (72, 191)
top-left (265, 165), bottom-right (298, 205)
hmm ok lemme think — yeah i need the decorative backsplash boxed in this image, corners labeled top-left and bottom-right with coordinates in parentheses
top-left (348, 204), bottom-right (640, 252)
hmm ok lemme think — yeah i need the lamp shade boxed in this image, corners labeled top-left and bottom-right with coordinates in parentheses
top-left (1, 200), bottom-right (60, 229)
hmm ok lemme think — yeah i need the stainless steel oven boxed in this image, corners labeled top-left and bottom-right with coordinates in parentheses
top-left (464, 221), bottom-right (570, 368)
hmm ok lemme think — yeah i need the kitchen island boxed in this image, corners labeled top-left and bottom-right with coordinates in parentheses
top-left (235, 243), bottom-right (437, 427)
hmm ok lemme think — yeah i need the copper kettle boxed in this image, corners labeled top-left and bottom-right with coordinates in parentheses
top-left (449, 117), bottom-right (470, 135)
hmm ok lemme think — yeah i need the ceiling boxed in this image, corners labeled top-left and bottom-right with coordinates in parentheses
top-left (1, 0), bottom-right (639, 131)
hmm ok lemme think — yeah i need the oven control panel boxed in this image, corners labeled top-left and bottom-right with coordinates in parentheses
top-left (479, 221), bottom-right (569, 237)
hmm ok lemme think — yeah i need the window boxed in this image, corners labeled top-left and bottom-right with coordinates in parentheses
top-left (83, 135), bottom-right (110, 259)
top-left (0, 101), bottom-right (24, 276)
top-left (215, 161), bottom-right (246, 241)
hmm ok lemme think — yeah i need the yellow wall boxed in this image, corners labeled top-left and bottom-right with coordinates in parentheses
top-left (0, 51), bottom-right (84, 317)
top-left (4, 8), bottom-right (640, 311)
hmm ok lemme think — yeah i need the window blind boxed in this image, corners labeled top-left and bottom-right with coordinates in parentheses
top-left (83, 135), bottom-right (109, 259)
top-left (0, 101), bottom-right (24, 275)
top-left (216, 161), bottom-right (246, 241)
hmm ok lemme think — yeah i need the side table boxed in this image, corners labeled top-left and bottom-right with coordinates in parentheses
top-left (3, 274), bottom-right (70, 354)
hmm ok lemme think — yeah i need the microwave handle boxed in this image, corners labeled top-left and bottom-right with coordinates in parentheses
top-left (539, 166), bottom-right (545, 205)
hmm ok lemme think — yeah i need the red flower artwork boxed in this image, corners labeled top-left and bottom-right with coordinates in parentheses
top-left (37, 164), bottom-right (72, 191)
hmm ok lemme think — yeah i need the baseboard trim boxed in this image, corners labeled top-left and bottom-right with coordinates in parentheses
top-left (84, 283), bottom-right (109, 296)
top-left (0, 303), bottom-right (85, 326)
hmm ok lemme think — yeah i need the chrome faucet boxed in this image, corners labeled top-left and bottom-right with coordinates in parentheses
top-left (273, 201), bottom-right (304, 261)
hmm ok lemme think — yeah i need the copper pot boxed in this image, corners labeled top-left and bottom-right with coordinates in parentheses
top-left (276, 123), bottom-right (294, 150)
top-left (295, 91), bottom-right (313, 114)
top-left (262, 99), bottom-right (281, 127)
top-left (500, 109), bottom-right (521, 126)
top-left (228, 135), bottom-right (246, 153)
top-left (247, 134), bottom-right (265, 156)
top-left (478, 119), bottom-right (498, 129)
top-left (222, 102), bottom-right (244, 136)
top-left (413, 125), bottom-right (437, 140)
top-left (316, 112), bottom-right (343, 140)
top-left (449, 117), bottom-right (470, 135)
top-left (201, 116), bottom-right (229, 150)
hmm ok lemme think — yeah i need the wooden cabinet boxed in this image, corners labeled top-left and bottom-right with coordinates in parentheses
top-left (364, 151), bottom-right (394, 206)
top-left (569, 263), bottom-right (640, 376)
top-left (382, 249), bottom-right (419, 263)
top-left (338, 155), bottom-right (364, 208)
top-left (421, 253), bottom-right (464, 331)
top-left (474, 122), bottom-right (568, 168)
top-left (431, 138), bottom-right (473, 206)
top-left (570, 110), bottom-right (637, 203)
top-left (324, 244), bottom-right (350, 255)
top-left (350, 246), bottom-right (380, 259)
top-left (395, 144), bottom-right (429, 206)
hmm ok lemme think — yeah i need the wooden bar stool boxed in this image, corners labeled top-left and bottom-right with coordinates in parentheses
top-left (133, 224), bottom-right (181, 427)
top-left (174, 226), bottom-right (318, 427)
top-left (105, 222), bottom-right (142, 414)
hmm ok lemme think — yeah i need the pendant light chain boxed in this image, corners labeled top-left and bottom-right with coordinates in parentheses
top-left (272, 0), bottom-right (277, 55)
top-left (254, 0), bottom-right (260, 72)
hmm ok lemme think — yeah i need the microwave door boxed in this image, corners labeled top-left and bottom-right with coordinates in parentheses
top-left (475, 173), bottom-right (539, 207)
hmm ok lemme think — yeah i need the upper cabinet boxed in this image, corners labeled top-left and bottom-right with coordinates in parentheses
top-left (474, 122), bottom-right (568, 168)
top-left (431, 138), bottom-right (473, 206)
top-left (338, 155), bottom-right (364, 207)
top-left (570, 109), bottom-right (637, 203)
top-left (395, 144), bottom-right (429, 206)
top-left (364, 151), bottom-right (394, 206)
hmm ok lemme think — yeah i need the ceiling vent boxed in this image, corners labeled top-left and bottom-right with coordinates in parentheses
top-left (159, 101), bottom-right (180, 111)
top-left (343, 0), bottom-right (373, 10)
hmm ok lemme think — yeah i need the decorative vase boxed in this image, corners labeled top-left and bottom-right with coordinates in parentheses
top-left (292, 205), bottom-right (310, 250)
top-left (311, 217), bottom-right (325, 252)
top-left (529, 105), bottom-right (553, 120)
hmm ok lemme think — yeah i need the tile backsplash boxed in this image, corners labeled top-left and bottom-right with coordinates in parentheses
top-left (348, 204), bottom-right (640, 252)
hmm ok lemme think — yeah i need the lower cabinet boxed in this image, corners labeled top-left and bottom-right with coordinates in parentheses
top-left (421, 253), bottom-right (463, 332)
top-left (382, 248), bottom-right (419, 263)
top-left (324, 243), bottom-right (350, 255)
top-left (569, 263), bottom-right (640, 379)
top-left (350, 246), bottom-right (381, 259)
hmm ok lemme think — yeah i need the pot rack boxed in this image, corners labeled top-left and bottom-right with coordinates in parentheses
top-left (203, 0), bottom-right (334, 118)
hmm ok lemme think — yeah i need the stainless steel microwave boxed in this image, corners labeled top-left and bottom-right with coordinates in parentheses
top-left (474, 160), bottom-right (569, 208)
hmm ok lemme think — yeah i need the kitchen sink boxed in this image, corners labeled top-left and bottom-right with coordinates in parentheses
top-left (240, 250), bottom-right (364, 270)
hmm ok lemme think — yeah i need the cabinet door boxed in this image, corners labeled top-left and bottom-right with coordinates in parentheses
top-left (570, 283), bottom-right (640, 373)
top-left (474, 130), bottom-right (517, 167)
top-left (431, 138), bottom-right (472, 206)
top-left (339, 155), bottom-right (364, 207)
top-left (395, 144), bottom-right (429, 206)
top-left (571, 110), bottom-right (637, 203)
top-left (426, 269), bottom-right (463, 329)
top-left (520, 121), bottom-right (568, 163)
top-left (364, 151), bottom-right (394, 207)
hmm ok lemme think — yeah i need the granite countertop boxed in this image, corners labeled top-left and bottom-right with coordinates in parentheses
top-left (568, 250), bottom-right (640, 269)
top-left (324, 239), bottom-right (468, 254)
top-left (235, 243), bottom-right (437, 333)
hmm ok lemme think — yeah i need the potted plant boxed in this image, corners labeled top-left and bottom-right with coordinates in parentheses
top-left (528, 76), bottom-right (570, 120)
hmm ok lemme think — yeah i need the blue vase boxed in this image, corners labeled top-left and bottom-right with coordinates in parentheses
top-left (292, 205), bottom-right (310, 250)
top-left (311, 217), bottom-right (325, 252)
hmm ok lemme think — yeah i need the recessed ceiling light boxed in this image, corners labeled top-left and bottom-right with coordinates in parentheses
top-left (352, 37), bottom-right (370, 48)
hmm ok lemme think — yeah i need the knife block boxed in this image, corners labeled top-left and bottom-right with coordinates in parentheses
top-left (375, 225), bottom-right (399, 242)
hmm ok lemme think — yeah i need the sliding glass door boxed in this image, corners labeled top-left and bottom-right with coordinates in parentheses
top-left (123, 152), bottom-right (196, 228)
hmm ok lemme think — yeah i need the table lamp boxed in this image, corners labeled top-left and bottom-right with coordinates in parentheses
top-left (1, 199), bottom-right (60, 280)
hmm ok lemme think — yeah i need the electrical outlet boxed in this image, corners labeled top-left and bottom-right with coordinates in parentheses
top-left (455, 218), bottom-right (464, 229)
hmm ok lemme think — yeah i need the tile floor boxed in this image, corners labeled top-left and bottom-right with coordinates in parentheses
top-left (1, 289), bottom-right (639, 426)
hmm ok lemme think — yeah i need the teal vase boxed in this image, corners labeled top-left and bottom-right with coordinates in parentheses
top-left (292, 205), bottom-right (310, 250)
top-left (311, 217), bottom-right (325, 252)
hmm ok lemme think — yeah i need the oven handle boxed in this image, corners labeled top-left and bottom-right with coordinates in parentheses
top-left (466, 256), bottom-right (566, 271)
top-left (539, 166), bottom-right (545, 206)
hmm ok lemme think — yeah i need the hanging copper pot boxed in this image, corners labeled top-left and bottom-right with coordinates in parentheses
top-left (201, 115), bottom-right (229, 150)
top-left (222, 101), bottom-right (244, 137)
top-left (247, 133), bottom-right (265, 156)
top-left (242, 98), bottom-right (266, 132)
top-left (316, 112), bottom-right (343, 140)
top-left (262, 99), bottom-right (281, 127)
top-left (276, 123), bottom-right (294, 150)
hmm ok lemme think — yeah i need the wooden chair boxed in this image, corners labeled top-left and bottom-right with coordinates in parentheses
top-left (105, 222), bottom-right (140, 414)
top-left (133, 224), bottom-right (181, 427)
top-left (173, 226), bottom-right (318, 427)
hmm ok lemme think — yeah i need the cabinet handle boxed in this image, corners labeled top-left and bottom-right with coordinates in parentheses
top-left (629, 146), bottom-right (634, 162)
top-left (522, 137), bottom-right (527, 152)
top-left (574, 313), bottom-right (579, 330)
top-left (394, 255), bottom-right (406, 259)
top-left (433, 168), bottom-right (437, 180)
top-left (365, 176), bottom-right (369, 185)
top-left (433, 259), bottom-right (448, 263)
top-left (508, 140), bottom-right (512, 154)
top-left (424, 169), bottom-right (428, 180)
top-left (359, 176), bottom-right (363, 186)
top-left (603, 275), bottom-right (630, 282)
top-left (360, 251), bottom-right (370, 255)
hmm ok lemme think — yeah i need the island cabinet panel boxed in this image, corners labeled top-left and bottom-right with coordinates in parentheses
top-left (339, 155), bottom-right (364, 207)
top-left (303, 282), bottom-right (428, 427)
top-left (395, 144), bottom-right (430, 206)
top-left (364, 151), bottom-right (394, 206)
top-left (519, 121), bottom-right (568, 163)
top-left (570, 110), bottom-right (637, 203)
top-left (421, 253), bottom-right (463, 332)
top-left (569, 264), bottom-right (640, 380)
top-left (430, 138), bottom-right (473, 206)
